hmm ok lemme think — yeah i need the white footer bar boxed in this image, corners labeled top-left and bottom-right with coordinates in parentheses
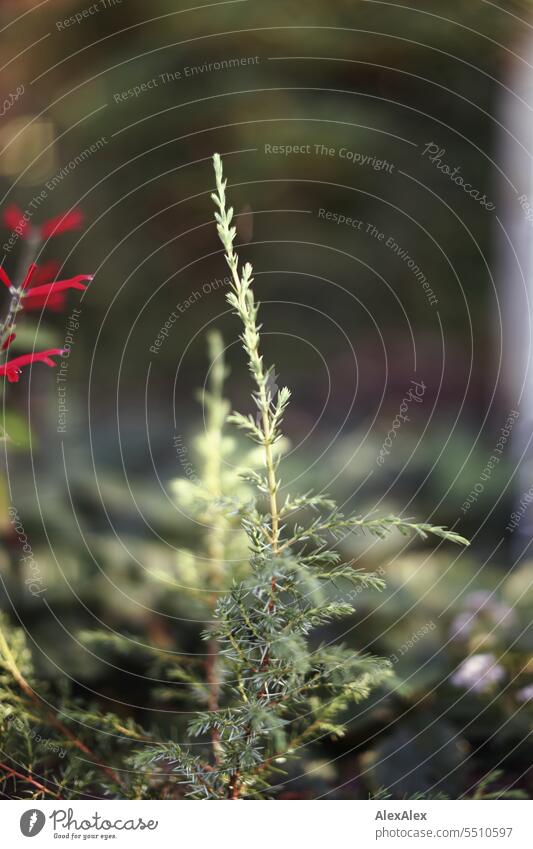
top-left (2, 799), bottom-right (530, 848)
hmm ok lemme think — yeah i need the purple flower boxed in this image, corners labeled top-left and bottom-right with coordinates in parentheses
top-left (450, 592), bottom-right (516, 642)
top-left (450, 611), bottom-right (475, 641)
top-left (451, 653), bottom-right (505, 693)
top-left (463, 590), bottom-right (493, 610)
top-left (516, 684), bottom-right (533, 703)
top-left (464, 592), bottom-right (515, 623)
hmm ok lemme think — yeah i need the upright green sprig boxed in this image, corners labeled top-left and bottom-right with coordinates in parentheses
top-left (211, 153), bottom-right (468, 556)
top-left (212, 153), bottom-right (290, 553)
top-left (129, 155), bottom-right (468, 800)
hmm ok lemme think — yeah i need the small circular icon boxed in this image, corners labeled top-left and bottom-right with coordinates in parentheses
top-left (20, 810), bottom-right (46, 837)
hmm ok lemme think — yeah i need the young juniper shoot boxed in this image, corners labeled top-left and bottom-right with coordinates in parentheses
top-left (132, 154), bottom-right (469, 799)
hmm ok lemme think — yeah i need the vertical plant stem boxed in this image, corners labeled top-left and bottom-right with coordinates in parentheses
top-left (1, 231), bottom-right (41, 345)
top-left (203, 332), bottom-right (228, 765)
top-left (260, 402), bottom-right (280, 554)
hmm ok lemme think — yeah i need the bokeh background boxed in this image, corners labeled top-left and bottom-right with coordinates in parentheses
top-left (1, 0), bottom-right (532, 798)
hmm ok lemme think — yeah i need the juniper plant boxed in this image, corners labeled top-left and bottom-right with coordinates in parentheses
top-left (0, 165), bottom-right (468, 800)
top-left (0, 612), bottom-right (136, 797)
top-left (130, 154), bottom-right (468, 799)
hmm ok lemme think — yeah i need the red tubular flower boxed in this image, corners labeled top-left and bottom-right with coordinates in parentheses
top-left (22, 262), bottom-right (64, 311)
top-left (24, 292), bottom-right (66, 312)
top-left (27, 274), bottom-right (91, 299)
top-left (40, 210), bottom-right (84, 239)
top-left (3, 205), bottom-right (29, 236)
top-left (2, 205), bottom-right (84, 239)
top-left (0, 267), bottom-right (12, 291)
top-left (2, 333), bottom-right (15, 351)
top-left (0, 265), bottom-right (91, 307)
top-left (0, 349), bottom-right (64, 383)
top-left (20, 264), bottom-right (38, 290)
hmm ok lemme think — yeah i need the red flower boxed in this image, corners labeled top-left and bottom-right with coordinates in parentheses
top-left (0, 349), bottom-right (64, 383)
top-left (25, 292), bottom-right (66, 312)
top-left (0, 264), bottom-right (91, 308)
top-left (0, 267), bottom-right (12, 291)
top-left (21, 262), bottom-right (65, 311)
top-left (3, 205), bottom-right (30, 237)
top-left (2, 333), bottom-right (15, 351)
top-left (2, 205), bottom-right (84, 239)
top-left (40, 210), bottom-right (84, 239)
top-left (26, 274), bottom-right (91, 299)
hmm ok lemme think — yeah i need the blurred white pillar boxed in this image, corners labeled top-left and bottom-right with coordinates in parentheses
top-left (497, 38), bottom-right (533, 557)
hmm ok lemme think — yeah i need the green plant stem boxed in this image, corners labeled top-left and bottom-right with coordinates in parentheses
top-left (226, 252), bottom-right (280, 553)
top-left (203, 333), bottom-right (228, 765)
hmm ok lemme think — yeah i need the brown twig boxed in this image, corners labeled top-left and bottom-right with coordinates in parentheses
top-left (0, 762), bottom-right (59, 798)
top-left (227, 769), bottom-right (241, 799)
top-left (205, 637), bottom-right (222, 763)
